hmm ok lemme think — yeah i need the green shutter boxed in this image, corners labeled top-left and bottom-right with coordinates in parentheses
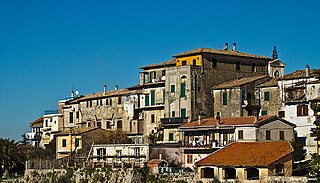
top-left (181, 108), bottom-right (186, 117)
top-left (151, 91), bottom-right (155, 105)
top-left (145, 94), bottom-right (149, 106)
top-left (169, 133), bottom-right (174, 141)
top-left (264, 91), bottom-right (270, 101)
top-left (171, 85), bottom-right (175, 93)
top-left (262, 110), bottom-right (268, 116)
top-left (180, 83), bottom-right (186, 97)
top-left (223, 92), bottom-right (228, 105)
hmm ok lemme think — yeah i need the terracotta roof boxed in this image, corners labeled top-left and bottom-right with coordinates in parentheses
top-left (212, 75), bottom-right (268, 89)
top-left (257, 78), bottom-right (278, 88)
top-left (179, 116), bottom-right (272, 129)
top-left (75, 89), bottom-right (137, 102)
top-left (279, 69), bottom-right (320, 80)
top-left (55, 127), bottom-right (99, 136)
top-left (148, 159), bottom-right (167, 165)
top-left (196, 141), bottom-right (293, 167)
top-left (174, 48), bottom-right (272, 59)
top-left (30, 117), bottom-right (44, 125)
top-left (140, 59), bottom-right (176, 69)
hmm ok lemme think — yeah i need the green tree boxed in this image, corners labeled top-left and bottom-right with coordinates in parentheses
top-left (0, 138), bottom-right (18, 177)
top-left (310, 99), bottom-right (320, 181)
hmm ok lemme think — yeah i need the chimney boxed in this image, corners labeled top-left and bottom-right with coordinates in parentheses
top-left (216, 113), bottom-right (220, 127)
top-left (71, 90), bottom-right (75, 99)
top-left (115, 85), bottom-right (119, 90)
top-left (103, 84), bottom-right (107, 95)
top-left (198, 114), bottom-right (202, 125)
top-left (306, 64), bottom-right (310, 77)
top-left (223, 43), bottom-right (228, 50)
top-left (232, 43), bottom-right (237, 51)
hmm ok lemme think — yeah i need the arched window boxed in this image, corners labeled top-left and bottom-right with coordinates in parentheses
top-left (180, 75), bottom-right (187, 98)
top-left (246, 168), bottom-right (259, 180)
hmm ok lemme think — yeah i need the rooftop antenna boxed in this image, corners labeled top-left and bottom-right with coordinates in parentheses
top-left (272, 46), bottom-right (278, 59)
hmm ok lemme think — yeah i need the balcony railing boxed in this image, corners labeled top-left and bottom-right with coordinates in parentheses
top-left (160, 117), bottom-right (188, 126)
top-left (242, 99), bottom-right (260, 108)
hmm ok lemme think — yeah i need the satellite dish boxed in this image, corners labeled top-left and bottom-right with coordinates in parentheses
top-left (75, 91), bottom-right (79, 96)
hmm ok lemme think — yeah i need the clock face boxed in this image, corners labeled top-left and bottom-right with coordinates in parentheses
top-left (274, 70), bottom-right (280, 78)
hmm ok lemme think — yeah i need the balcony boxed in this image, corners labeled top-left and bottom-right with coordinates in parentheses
top-left (160, 117), bottom-right (188, 127)
top-left (242, 99), bottom-right (260, 108)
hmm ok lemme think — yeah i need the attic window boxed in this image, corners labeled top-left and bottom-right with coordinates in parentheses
top-left (182, 60), bottom-right (187, 66)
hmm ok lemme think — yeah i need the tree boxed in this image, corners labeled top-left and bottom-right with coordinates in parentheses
top-left (0, 138), bottom-right (18, 177)
top-left (310, 99), bottom-right (320, 181)
top-left (291, 141), bottom-right (308, 176)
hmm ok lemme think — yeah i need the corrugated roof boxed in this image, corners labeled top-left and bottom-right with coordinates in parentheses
top-left (140, 59), bottom-right (176, 69)
top-left (174, 48), bottom-right (272, 59)
top-left (55, 127), bottom-right (98, 136)
top-left (196, 141), bottom-right (293, 167)
top-left (179, 116), bottom-right (272, 128)
top-left (212, 75), bottom-right (268, 89)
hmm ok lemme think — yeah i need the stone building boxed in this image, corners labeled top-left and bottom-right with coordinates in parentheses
top-left (212, 75), bottom-right (271, 118)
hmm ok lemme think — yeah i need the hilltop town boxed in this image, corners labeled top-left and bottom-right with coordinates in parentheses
top-left (2, 44), bottom-right (320, 182)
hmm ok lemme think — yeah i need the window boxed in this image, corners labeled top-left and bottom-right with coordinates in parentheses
top-left (275, 164), bottom-right (284, 176)
top-left (223, 92), bottom-right (228, 105)
top-left (134, 148), bottom-right (140, 158)
top-left (69, 112), bottom-right (73, 123)
top-left (182, 60), bottom-right (187, 66)
top-left (100, 99), bottom-right (102, 106)
top-left (279, 111), bottom-right (285, 118)
top-left (252, 63), bottom-right (256, 72)
top-left (246, 168), bottom-right (259, 180)
top-left (180, 83), bottom-right (186, 97)
top-left (88, 122), bottom-right (91, 127)
top-left (181, 108), bottom-right (186, 117)
top-left (151, 91), bottom-right (155, 105)
top-left (97, 121), bottom-right (102, 128)
top-left (170, 85), bottom-right (175, 93)
top-left (110, 99), bottom-right (112, 107)
top-left (106, 98), bottom-right (109, 105)
top-left (171, 111), bottom-right (176, 117)
top-left (236, 61), bottom-right (240, 71)
top-left (297, 105), bottom-right (308, 116)
top-left (162, 70), bottom-right (166, 76)
top-left (150, 71), bottom-right (156, 82)
top-left (106, 121), bottom-right (111, 129)
top-left (76, 111), bottom-right (79, 119)
top-left (261, 110), bottom-right (268, 116)
top-left (187, 154), bottom-right (193, 164)
top-left (264, 91), bottom-right (270, 101)
top-left (116, 150), bottom-right (122, 162)
top-left (118, 97), bottom-right (122, 104)
top-left (193, 59), bottom-right (196, 65)
top-left (75, 138), bottom-right (80, 147)
top-left (169, 132), bottom-right (174, 141)
top-left (97, 148), bottom-right (106, 157)
top-left (224, 168), bottom-right (236, 179)
top-left (266, 130), bottom-right (271, 140)
top-left (238, 130), bottom-right (243, 140)
top-left (45, 119), bottom-right (48, 127)
top-left (279, 131), bottom-right (285, 140)
top-left (145, 94), bottom-right (149, 106)
top-left (201, 168), bottom-right (215, 178)
top-left (117, 120), bottom-right (122, 129)
top-left (96, 99), bottom-right (99, 106)
top-left (144, 73), bottom-right (149, 84)
top-left (62, 139), bottom-right (67, 147)
top-left (151, 114), bottom-right (155, 123)
top-left (86, 100), bottom-right (92, 108)
top-left (212, 59), bottom-right (217, 68)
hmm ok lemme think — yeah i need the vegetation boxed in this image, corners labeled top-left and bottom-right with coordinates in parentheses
top-left (310, 100), bottom-right (320, 181)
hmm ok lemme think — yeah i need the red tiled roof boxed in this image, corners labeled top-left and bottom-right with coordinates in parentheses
top-left (140, 59), bottom-right (176, 69)
top-left (212, 75), bottom-right (269, 89)
top-left (196, 141), bottom-right (293, 167)
top-left (55, 127), bottom-right (99, 136)
top-left (179, 116), bottom-right (272, 128)
top-left (174, 47), bottom-right (272, 59)
top-left (30, 117), bottom-right (44, 125)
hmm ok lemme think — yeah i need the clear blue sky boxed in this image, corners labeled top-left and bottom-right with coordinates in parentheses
top-left (0, 0), bottom-right (319, 141)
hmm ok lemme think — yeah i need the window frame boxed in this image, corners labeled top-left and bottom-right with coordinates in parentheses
top-left (266, 130), bottom-right (271, 140)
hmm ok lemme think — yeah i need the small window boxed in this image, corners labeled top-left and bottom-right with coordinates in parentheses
top-left (264, 91), bottom-right (270, 101)
top-left (252, 63), bottom-right (256, 72)
top-left (171, 111), bottom-right (176, 118)
top-left (261, 110), bottom-right (268, 116)
top-left (276, 164), bottom-right (284, 176)
top-left (279, 131), bottom-right (285, 140)
top-left (162, 70), bottom-right (166, 76)
top-left (171, 85), bottom-right (176, 93)
top-left (88, 122), bottom-right (91, 127)
top-left (62, 139), bottom-right (67, 147)
top-left (75, 138), bottom-right (80, 147)
top-left (169, 132), bottom-right (174, 141)
top-left (236, 61), bottom-right (240, 71)
top-left (151, 114), bottom-right (155, 123)
top-left (201, 168), bottom-right (215, 178)
top-left (69, 112), bottom-right (73, 123)
top-left (187, 154), bottom-right (193, 164)
top-left (223, 92), bottom-right (228, 106)
top-left (76, 111), bottom-right (79, 119)
top-left (97, 121), bottom-right (102, 128)
top-left (238, 130), bottom-right (243, 140)
top-left (181, 108), bottom-right (186, 118)
top-left (297, 105), bottom-right (308, 116)
top-left (279, 111), bottom-right (285, 118)
top-left (180, 83), bottom-right (186, 98)
top-left (266, 130), bottom-right (271, 140)
top-left (212, 58), bottom-right (217, 68)
top-left (110, 99), bottom-right (112, 107)
top-left (106, 121), bottom-right (111, 129)
top-left (118, 97), bottom-right (122, 104)
top-left (193, 59), bottom-right (196, 65)
top-left (224, 168), bottom-right (236, 179)
top-left (106, 98), bottom-right (109, 105)
top-left (117, 120), bottom-right (122, 129)
top-left (246, 168), bottom-right (259, 180)
top-left (145, 94), bottom-right (150, 106)
top-left (182, 60), bottom-right (187, 66)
